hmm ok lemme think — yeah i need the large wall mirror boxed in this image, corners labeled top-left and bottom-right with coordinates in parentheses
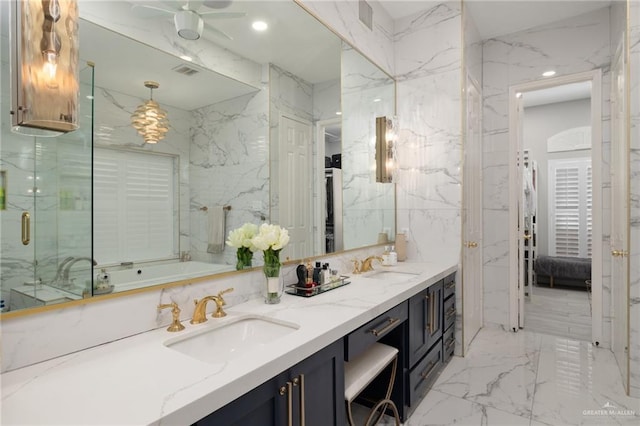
top-left (0, 0), bottom-right (396, 314)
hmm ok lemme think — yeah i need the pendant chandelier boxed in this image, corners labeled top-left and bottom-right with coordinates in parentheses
top-left (131, 81), bottom-right (169, 144)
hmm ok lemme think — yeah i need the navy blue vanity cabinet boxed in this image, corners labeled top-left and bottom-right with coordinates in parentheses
top-left (408, 280), bottom-right (443, 367)
top-left (406, 280), bottom-right (444, 415)
top-left (442, 272), bottom-right (456, 364)
top-left (193, 338), bottom-right (345, 426)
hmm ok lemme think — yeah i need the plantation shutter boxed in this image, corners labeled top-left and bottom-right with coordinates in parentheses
top-left (94, 148), bottom-right (177, 264)
top-left (548, 158), bottom-right (592, 258)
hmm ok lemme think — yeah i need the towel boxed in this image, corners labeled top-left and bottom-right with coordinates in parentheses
top-left (206, 206), bottom-right (226, 254)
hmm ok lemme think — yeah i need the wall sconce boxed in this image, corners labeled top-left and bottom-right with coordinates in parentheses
top-left (131, 81), bottom-right (169, 144)
top-left (10, 0), bottom-right (79, 136)
top-left (375, 116), bottom-right (396, 183)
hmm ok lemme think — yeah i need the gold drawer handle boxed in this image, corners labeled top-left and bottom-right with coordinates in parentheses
top-left (446, 337), bottom-right (455, 350)
top-left (445, 307), bottom-right (456, 319)
top-left (420, 361), bottom-right (437, 379)
top-left (21, 211), bottom-right (30, 245)
top-left (445, 281), bottom-right (455, 289)
top-left (370, 317), bottom-right (400, 337)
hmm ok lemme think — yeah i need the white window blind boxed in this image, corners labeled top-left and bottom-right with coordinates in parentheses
top-left (548, 158), bottom-right (592, 258)
top-left (94, 148), bottom-right (177, 264)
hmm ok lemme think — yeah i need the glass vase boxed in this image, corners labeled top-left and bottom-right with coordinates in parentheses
top-left (263, 263), bottom-right (283, 304)
top-left (236, 247), bottom-right (253, 270)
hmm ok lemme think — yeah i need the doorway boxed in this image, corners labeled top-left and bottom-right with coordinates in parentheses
top-left (508, 70), bottom-right (603, 345)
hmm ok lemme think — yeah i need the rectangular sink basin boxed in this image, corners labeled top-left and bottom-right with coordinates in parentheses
top-left (365, 270), bottom-right (420, 283)
top-left (164, 315), bottom-right (299, 364)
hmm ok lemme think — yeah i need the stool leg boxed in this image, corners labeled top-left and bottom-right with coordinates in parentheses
top-left (347, 400), bottom-right (356, 426)
top-left (365, 357), bottom-right (400, 426)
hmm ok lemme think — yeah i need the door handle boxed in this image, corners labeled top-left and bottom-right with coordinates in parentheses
top-left (612, 249), bottom-right (624, 257)
top-left (21, 212), bottom-right (30, 245)
top-left (523, 234), bottom-right (532, 241)
top-left (465, 241), bottom-right (478, 248)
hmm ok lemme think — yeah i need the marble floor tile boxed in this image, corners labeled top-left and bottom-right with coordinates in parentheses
top-left (531, 334), bottom-right (640, 426)
top-left (431, 333), bottom-right (538, 418)
top-left (350, 328), bottom-right (639, 425)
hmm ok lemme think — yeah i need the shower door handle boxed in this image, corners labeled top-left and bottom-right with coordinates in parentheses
top-left (21, 212), bottom-right (30, 245)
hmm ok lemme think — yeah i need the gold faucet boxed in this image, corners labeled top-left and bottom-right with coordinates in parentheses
top-left (157, 302), bottom-right (185, 332)
top-left (191, 288), bottom-right (234, 324)
top-left (360, 256), bottom-right (384, 273)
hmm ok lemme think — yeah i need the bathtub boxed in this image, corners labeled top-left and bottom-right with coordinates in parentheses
top-left (108, 261), bottom-right (234, 292)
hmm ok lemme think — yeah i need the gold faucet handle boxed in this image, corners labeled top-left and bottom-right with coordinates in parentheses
top-left (217, 287), bottom-right (234, 304)
top-left (157, 302), bottom-right (185, 332)
top-left (352, 259), bottom-right (361, 274)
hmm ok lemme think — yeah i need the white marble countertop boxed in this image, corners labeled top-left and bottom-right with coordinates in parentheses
top-left (1, 262), bottom-right (456, 426)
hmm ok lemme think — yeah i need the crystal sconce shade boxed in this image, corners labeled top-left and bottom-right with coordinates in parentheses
top-left (131, 81), bottom-right (169, 144)
top-left (375, 116), bottom-right (397, 183)
top-left (10, 0), bottom-right (80, 136)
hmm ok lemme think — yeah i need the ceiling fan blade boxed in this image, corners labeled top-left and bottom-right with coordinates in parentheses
top-left (203, 22), bottom-right (233, 40)
top-left (131, 4), bottom-right (175, 19)
top-left (202, 0), bottom-right (233, 9)
top-left (182, 0), bottom-right (204, 11)
top-left (199, 11), bottom-right (247, 19)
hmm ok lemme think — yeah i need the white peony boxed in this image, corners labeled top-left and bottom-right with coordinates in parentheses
top-left (226, 222), bottom-right (259, 251)
top-left (251, 223), bottom-right (290, 251)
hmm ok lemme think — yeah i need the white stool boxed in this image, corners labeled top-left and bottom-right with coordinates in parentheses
top-left (344, 342), bottom-right (401, 426)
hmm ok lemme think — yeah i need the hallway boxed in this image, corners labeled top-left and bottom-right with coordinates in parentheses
top-left (356, 328), bottom-right (639, 425)
top-left (524, 286), bottom-right (592, 342)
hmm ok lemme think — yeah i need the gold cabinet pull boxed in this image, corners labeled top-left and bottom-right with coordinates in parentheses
top-left (298, 374), bottom-right (305, 426)
top-left (21, 212), bottom-right (30, 245)
top-left (445, 306), bottom-right (456, 320)
top-left (286, 381), bottom-right (293, 426)
top-left (420, 361), bottom-right (437, 379)
top-left (369, 317), bottom-right (399, 337)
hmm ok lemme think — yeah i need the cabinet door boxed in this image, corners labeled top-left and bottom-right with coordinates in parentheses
top-left (192, 372), bottom-right (288, 426)
top-left (289, 339), bottom-right (345, 426)
top-left (426, 282), bottom-right (443, 349)
top-left (408, 287), bottom-right (430, 366)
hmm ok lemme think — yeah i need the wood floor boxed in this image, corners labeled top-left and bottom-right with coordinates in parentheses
top-left (524, 285), bottom-right (592, 342)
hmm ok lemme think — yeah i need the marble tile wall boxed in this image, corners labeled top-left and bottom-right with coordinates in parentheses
top-left (394, 2), bottom-right (462, 267)
top-left (189, 84), bottom-right (269, 266)
top-left (629, 0), bottom-right (640, 399)
top-left (298, 0), bottom-right (395, 76)
top-left (481, 8), bottom-right (613, 340)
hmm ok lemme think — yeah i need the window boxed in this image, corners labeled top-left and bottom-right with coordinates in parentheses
top-left (548, 158), bottom-right (592, 258)
top-left (94, 148), bottom-right (178, 264)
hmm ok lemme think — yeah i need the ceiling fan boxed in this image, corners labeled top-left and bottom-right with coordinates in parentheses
top-left (131, 0), bottom-right (246, 41)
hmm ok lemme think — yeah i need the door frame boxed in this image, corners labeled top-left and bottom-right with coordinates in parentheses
top-left (462, 74), bottom-right (484, 355)
top-left (508, 69), bottom-right (603, 345)
top-left (316, 117), bottom-right (342, 255)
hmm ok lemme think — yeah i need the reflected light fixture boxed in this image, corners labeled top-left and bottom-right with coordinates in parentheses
top-left (375, 116), bottom-right (397, 183)
top-left (252, 20), bottom-right (268, 31)
top-left (10, 0), bottom-right (80, 136)
top-left (542, 70), bottom-right (556, 77)
top-left (131, 81), bottom-right (169, 144)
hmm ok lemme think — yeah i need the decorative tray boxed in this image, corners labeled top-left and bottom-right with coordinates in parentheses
top-left (285, 276), bottom-right (351, 298)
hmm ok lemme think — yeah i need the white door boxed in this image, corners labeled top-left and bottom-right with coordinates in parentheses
top-left (279, 115), bottom-right (313, 261)
top-left (610, 42), bottom-right (629, 394)
top-left (463, 76), bottom-right (484, 353)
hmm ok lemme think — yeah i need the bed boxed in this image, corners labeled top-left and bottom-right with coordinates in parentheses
top-left (534, 255), bottom-right (591, 290)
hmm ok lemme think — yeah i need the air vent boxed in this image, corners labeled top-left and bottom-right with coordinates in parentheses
top-left (172, 64), bottom-right (200, 76)
top-left (359, 0), bottom-right (373, 31)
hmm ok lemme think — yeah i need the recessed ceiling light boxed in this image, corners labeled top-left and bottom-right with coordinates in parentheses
top-left (516, 92), bottom-right (522, 98)
top-left (180, 55), bottom-right (193, 62)
top-left (542, 70), bottom-right (556, 77)
top-left (252, 21), bottom-right (268, 31)
top-left (336, 111), bottom-right (342, 116)
top-left (373, 98), bottom-right (381, 102)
